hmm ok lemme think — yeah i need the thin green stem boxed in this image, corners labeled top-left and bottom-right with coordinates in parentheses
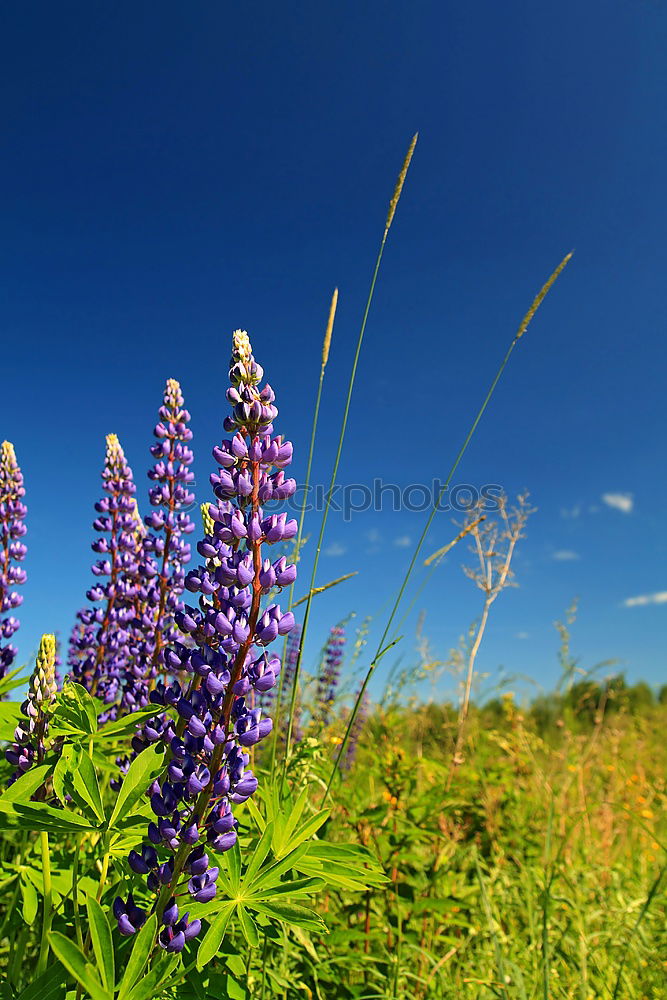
top-left (36, 831), bottom-right (52, 976)
top-left (72, 837), bottom-right (83, 948)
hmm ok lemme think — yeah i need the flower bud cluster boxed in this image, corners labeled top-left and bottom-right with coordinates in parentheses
top-left (114, 330), bottom-right (297, 950)
top-left (5, 634), bottom-right (57, 778)
top-left (0, 442), bottom-right (27, 679)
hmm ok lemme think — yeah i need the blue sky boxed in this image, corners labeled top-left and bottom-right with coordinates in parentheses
top-left (2, 1), bottom-right (666, 701)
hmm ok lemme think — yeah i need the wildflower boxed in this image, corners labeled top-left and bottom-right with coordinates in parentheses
top-left (118, 330), bottom-right (297, 946)
top-left (0, 442), bottom-right (27, 679)
top-left (68, 435), bottom-right (139, 706)
top-left (5, 634), bottom-right (57, 779)
top-left (122, 379), bottom-right (194, 711)
top-left (316, 625), bottom-right (345, 724)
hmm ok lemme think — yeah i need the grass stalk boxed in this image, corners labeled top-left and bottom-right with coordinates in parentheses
top-left (324, 250), bottom-right (572, 799)
top-left (282, 134), bottom-right (418, 771)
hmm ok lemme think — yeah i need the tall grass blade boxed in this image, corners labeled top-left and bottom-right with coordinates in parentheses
top-left (324, 250), bottom-right (572, 798)
top-left (282, 134), bottom-right (419, 770)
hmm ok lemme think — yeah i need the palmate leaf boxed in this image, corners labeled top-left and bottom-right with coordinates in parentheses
top-left (294, 842), bottom-right (389, 891)
top-left (50, 682), bottom-right (100, 737)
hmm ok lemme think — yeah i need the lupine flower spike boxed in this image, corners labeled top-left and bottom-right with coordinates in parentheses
top-left (0, 442), bottom-right (27, 681)
top-left (6, 634), bottom-right (57, 780)
top-left (134, 379), bottom-right (194, 698)
top-left (115, 330), bottom-right (297, 948)
top-left (316, 625), bottom-right (346, 724)
top-left (68, 434), bottom-right (139, 707)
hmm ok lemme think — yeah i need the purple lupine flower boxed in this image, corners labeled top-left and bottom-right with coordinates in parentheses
top-left (5, 634), bottom-right (58, 779)
top-left (115, 330), bottom-right (297, 946)
top-left (342, 688), bottom-right (369, 772)
top-left (68, 435), bottom-right (140, 705)
top-left (0, 442), bottom-right (27, 680)
top-left (316, 625), bottom-right (346, 724)
top-left (123, 379), bottom-right (194, 711)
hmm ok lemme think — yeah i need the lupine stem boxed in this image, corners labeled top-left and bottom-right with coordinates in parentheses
top-left (323, 251), bottom-right (573, 801)
top-left (283, 135), bottom-right (418, 770)
top-left (36, 831), bottom-right (52, 976)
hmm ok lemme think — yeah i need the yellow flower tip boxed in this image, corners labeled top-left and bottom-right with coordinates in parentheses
top-left (105, 433), bottom-right (126, 468)
top-left (166, 377), bottom-right (181, 392)
top-left (385, 132), bottom-right (419, 232)
top-left (36, 633), bottom-right (57, 675)
top-left (321, 288), bottom-right (338, 368)
top-left (1, 440), bottom-right (17, 468)
top-left (232, 329), bottom-right (252, 363)
top-left (201, 502), bottom-right (215, 536)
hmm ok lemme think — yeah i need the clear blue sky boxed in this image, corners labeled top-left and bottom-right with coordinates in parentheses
top-left (2, 1), bottom-right (666, 700)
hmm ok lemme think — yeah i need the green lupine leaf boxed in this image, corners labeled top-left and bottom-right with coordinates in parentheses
top-left (4, 801), bottom-right (97, 834)
top-left (124, 954), bottom-right (179, 1000)
top-left (96, 705), bottom-right (166, 740)
top-left (273, 786), bottom-right (308, 853)
top-left (246, 875), bottom-right (326, 900)
top-left (118, 914), bottom-right (158, 999)
top-left (224, 840), bottom-right (242, 893)
top-left (242, 821), bottom-right (274, 886)
top-left (87, 897), bottom-right (115, 992)
top-left (237, 904), bottom-right (260, 948)
top-left (108, 746), bottom-right (165, 829)
top-left (274, 808), bottom-right (330, 857)
top-left (20, 875), bottom-right (38, 924)
top-left (73, 751), bottom-right (105, 823)
top-left (196, 901), bottom-right (236, 970)
top-left (0, 764), bottom-right (51, 804)
top-left (16, 965), bottom-right (67, 1000)
top-left (247, 899), bottom-right (327, 932)
top-left (245, 843), bottom-right (310, 894)
top-left (48, 932), bottom-right (111, 1000)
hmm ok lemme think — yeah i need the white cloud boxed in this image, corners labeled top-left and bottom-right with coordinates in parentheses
top-left (552, 549), bottom-right (580, 561)
top-left (623, 591), bottom-right (667, 608)
top-left (394, 535), bottom-right (411, 548)
top-left (602, 492), bottom-right (634, 514)
top-left (516, 631), bottom-right (530, 640)
top-left (560, 504), bottom-right (582, 519)
top-left (324, 542), bottom-right (347, 557)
